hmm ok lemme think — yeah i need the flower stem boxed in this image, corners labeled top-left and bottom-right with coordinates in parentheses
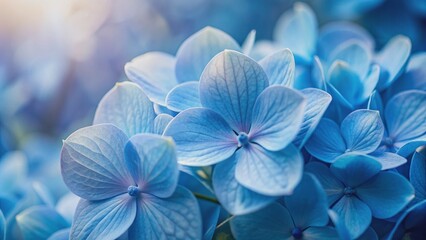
top-left (193, 192), bottom-right (220, 204)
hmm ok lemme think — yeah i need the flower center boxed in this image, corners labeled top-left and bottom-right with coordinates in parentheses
top-left (127, 185), bottom-right (140, 197)
top-left (237, 132), bottom-right (250, 147)
top-left (344, 187), bottom-right (356, 196)
top-left (382, 137), bottom-right (394, 148)
top-left (292, 227), bottom-right (303, 239)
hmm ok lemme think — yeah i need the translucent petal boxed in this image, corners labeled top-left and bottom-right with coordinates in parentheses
top-left (153, 114), bottom-right (173, 135)
top-left (242, 30), bottom-right (256, 55)
top-left (166, 81), bottom-right (201, 112)
top-left (258, 49), bottom-right (295, 87)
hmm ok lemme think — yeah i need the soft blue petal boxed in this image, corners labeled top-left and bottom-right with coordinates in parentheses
top-left (375, 35), bottom-right (411, 90)
top-left (388, 52), bottom-right (426, 95)
top-left (61, 124), bottom-right (132, 200)
top-left (367, 90), bottom-right (383, 116)
top-left (249, 40), bottom-right (281, 61)
top-left (124, 52), bottom-right (178, 105)
top-left (410, 151), bottom-right (426, 200)
top-left (71, 195), bottom-right (136, 240)
top-left (326, 82), bottom-right (354, 111)
top-left (369, 151), bottom-right (407, 170)
top-left (164, 108), bottom-right (237, 166)
top-left (388, 199), bottom-right (426, 240)
top-left (16, 206), bottom-right (69, 240)
top-left (397, 137), bottom-right (426, 157)
top-left (166, 81), bottom-right (201, 112)
top-left (0, 151), bottom-right (27, 194)
top-left (305, 162), bottom-right (344, 206)
top-left (284, 173), bottom-right (329, 229)
top-left (199, 50), bottom-right (268, 132)
top-left (258, 49), bottom-right (295, 87)
top-left (212, 157), bottom-right (276, 215)
top-left (125, 134), bottom-right (178, 198)
top-left (56, 193), bottom-right (79, 224)
top-left (303, 227), bottom-right (339, 240)
top-left (274, 2), bottom-right (317, 63)
top-left (153, 114), bottom-right (173, 135)
top-left (332, 196), bottom-right (372, 239)
top-left (235, 144), bottom-right (303, 196)
top-left (47, 228), bottom-right (70, 240)
top-left (198, 201), bottom-right (221, 240)
top-left (357, 172), bottom-right (414, 219)
top-left (311, 56), bottom-right (326, 90)
top-left (293, 88), bottom-right (332, 148)
top-left (230, 203), bottom-right (293, 240)
top-left (175, 27), bottom-right (241, 83)
top-left (0, 210), bottom-right (5, 240)
top-left (154, 103), bottom-right (177, 116)
top-left (93, 82), bottom-right (156, 137)
top-left (360, 64), bottom-right (380, 102)
top-left (242, 30), bottom-right (256, 55)
top-left (305, 118), bottom-right (346, 163)
top-left (129, 186), bottom-right (202, 240)
top-left (340, 110), bottom-right (384, 153)
top-left (385, 90), bottom-right (426, 142)
top-left (331, 154), bottom-right (382, 187)
top-left (249, 86), bottom-right (306, 151)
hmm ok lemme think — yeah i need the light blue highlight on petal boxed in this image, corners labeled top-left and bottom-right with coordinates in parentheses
top-left (153, 114), bottom-right (173, 135)
top-left (258, 49), bottom-right (295, 87)
top-left (166, 81), bottom-right (201, 112)
top-left (0, 210), bottom-right (5, 240)
top-left (242, 30), bottom-right (256, 55)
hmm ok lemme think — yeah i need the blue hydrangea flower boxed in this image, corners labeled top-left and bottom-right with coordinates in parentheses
top-left (307, 154), bottom-right (414, 239)
top-left (230, 174), bottom-right (339, 240)
top-left (61, 124), bottom-right (201, 239)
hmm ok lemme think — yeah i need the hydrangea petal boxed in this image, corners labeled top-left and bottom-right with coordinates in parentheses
top-left (166, 81), bottom-right (201, 112)
top-left (129, 186), bottom-right (201, 240)
top-left (48, 228), bottom-right (70, 240)
top-left (258, 49), bottom-right (295, 87)
top-left (242, 30), bottom-right (256, 55)
top-left (367, 90), bottom-right (383, 116)
top-left (410, 151), bottom-right (426, 200)
top-left (61, 124), bottom-right (132, 200)
top-left (125, 134), bottom-right (178, 198)
top-left (175, 27), bottom-right (241, 83)
top-left (212, 157), bottom-right (276, 215)
top-left (388, 53), bottom-right (426, 95)
top-left (93, 82), bottom-right (156, 137)
top-left (327, 61), bottom-right (363, 107)
top-left (153, 114), bottom-right (173, 135)
top-left (357, 172), bottom-right (414, 219)
top-left (250, 86), bottom-right (306, 151)
top-left (124, 52), bottom-right (178, 105)
top-left (0, 151), bottom-right (27, 194)
top-left (164, 108), bottom-right (237, 166)
top-left (71, 195), bottom-right (136, 240)
top-left (360, 64), bottom-right (380, 103)
top-left (369, 151), bottom-right (407, 170)
top-left (388, 200), bottom-right (426, 240)
top-left (303, 227), bottom-right (339, 240)
top-left (200, 50), bottom-right (269, 132)
top-left (0, 210), bottom-right (5, 240)
top-left (311, 56), bottom-right (326, 90)
top-left (249, 41), bottom-right (281, 61)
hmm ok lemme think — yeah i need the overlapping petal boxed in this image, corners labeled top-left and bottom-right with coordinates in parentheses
top-left (303, 227), bottom-right (339, 240)
top-left (165, 81), bottom-right (201, 112)
top-left (306, 162), bottom-right (344, 205)
top-left (153, 114), bottom-right (173, 135)
top-left (327, 61), bottom-right (363, 107)
top-left (258, 49), bottom-right (295, 87)
top-left (0, 210), bottom-right (5, 240)
top-left (410, 151), bottom-right (426, 200)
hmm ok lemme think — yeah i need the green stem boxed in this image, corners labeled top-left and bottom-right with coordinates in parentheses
top-left (193, 192), bottom-right (220, 204)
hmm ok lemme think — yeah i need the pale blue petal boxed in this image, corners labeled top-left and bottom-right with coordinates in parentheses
top-left (0, 151), bottom-right (27, 194)
top-left (250, 86), bottom-right (306, 151)
top-left (153, 114), bottom-right (173, 135)
top-left (235, 144), bottom-right (303, 196)
top-left (303, 227), bottom-right (339, 240)
top-left (360, 64), bottom-right (380, 102)
top-left (410, 151), bottom-right (426, 200)
top-left (284, 173), bottom-right (329, 229)
top-left (0, 210), bottom-right (5, 240)
top-left (212, 157), bottom-right (276, 215)
top-left (385, 90), bottom-right (426, 142)
top-left (327, 61), bottom-right (363, 107)
top-left (258, 49), bottom-right (295, 87)
top-left (71, 195), bottom-right (136, 240)
top-left (230, 203), bottom-right (293, 240)
top-left (332, 196), bottom-right (372, 239)
top-left (367, 90), bottom-right (383, 116)
top-left (388, 52), bottom-right (426, 95)
top-left (341, 110), bottom-right (384, 153)
top-left (175, 27), bottom-right (241, 83)
top-left (326, 82), bottom-right (354, 111)
top-left (331, 154), bottom-right (382, 187)
top-left (242, 30), bottom-right (256, 55)
top-left (311, 56), bottom-right (326, 90)
top-left (357, 172), bottom-right (414, 218)
top-left (369, 151), bottom-right (407, 170)
top-left (249, 41), bottom-right (281, 61)
top-left (305, 119), bottom-right (346, 163)
top-left (124, 52), bottom-right (178, 106)
top-left (375, 35), bottom-right (411, 90)
top-left (56, 193), bottom-right (80, 224)
top-left (129, 186), bottom-right (202, 240)
top-left (125, 134), bottom-right (178, 198)
top-left (48, 228), bottom-right (70, 240)
top-left (274, 2), bottom-right (317, 63)
top-left (166, 81), bottom-right (201, 112)
top-left (199, 50), bottom-right (269, 132)
top-left (93, 82), bottom-right (156, 137)
top-left (16, 206), bottom-right (68, 240)
top-left (61, 124), bottom-right (132, 200)
top-left (293, 88), bottom-right (332, 148)
top-left (164, 108), bottom-right (237, 166)
top-left (154, 103), bottom-right (177, 116)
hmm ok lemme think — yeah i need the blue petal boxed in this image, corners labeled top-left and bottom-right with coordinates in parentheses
top-left (48, 228), bottom-right (70, 240)
top-left (369, 151), bottom-right (407, 170)
top-left (332, 196), bottom-right (372, 239)
top-left (367, 90), bottom-right (383, 116)
top-left (284, 173), bottom-right (329, 229)
top-left (0, 210), bottom-right (5, 240)
top-left (93, 82), bottom-right (156, 137)
top-left (305, 162), bottom-right (344, 206)
top-left (0, 152), bottom-right (27, 194)
top-left (230, 203), bottom-right (293, 240)
top-left (125, 134), bottom-right (178, 198)
top-left (358, 227), bottom-right (378, 240)
top-left (311, 56), bottom-right (326, 90)
top-left (331, 154), bottom-right (382, 187)
top-left (56, 193), bottom-right (79, 224)
top-left (199, 50), bottom-right (269, 132)
top-left (212, 157), bottom-right (276, 215)
top-left (249, 41), bottom-right (281, 61)
top-left (258, 49), bottom-right (295, 87)
top-left (153, 114), bottom-right (173, 135)
top-left (235, 144), bottom-right (303, 196)
top-left (360, 64), bottom-right (380, 102)
top-left (387, 53), bottom-right (426, 95)
top-left (16, 206), bottom-right (69, 240)
top-left (305, 118), bottom-right (346, 163)
top-left (71, 195), bottom-right (136, 240)
top-left (340, 110), bottom-right (384, 154)
top-left (388, 199), bottom-right (426, 240)
top-left (375, 35), bottom-right (411, 90)
top-left (124, 52), bottom-right (178, 106)
top-left (242, 30), bottom-right (256, 55)
top-left (410, 151), bottom-right (426, 200)
top-left (61, 124), bottom-right (132, 200)
top-left (249, 86), bottom-right (306, 151)
top-left (274, 2), bottom-right (317, 63)
top-left (175, 27), bottom-right (241, 83)
top-left (293, 88), bottom-right (332, 148)
top-left (198, 201), bottom-right (221, 240)
top-left (166, 81), bottom-right (201, 112)
top-left (303, 227), bottom-right (339, 240)
top-left (164, 108), bottom-right (237, 166)
top-left (357, 172), bottom-right (414, 219)
top-left (129, 186), bottom-right (202, 240)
